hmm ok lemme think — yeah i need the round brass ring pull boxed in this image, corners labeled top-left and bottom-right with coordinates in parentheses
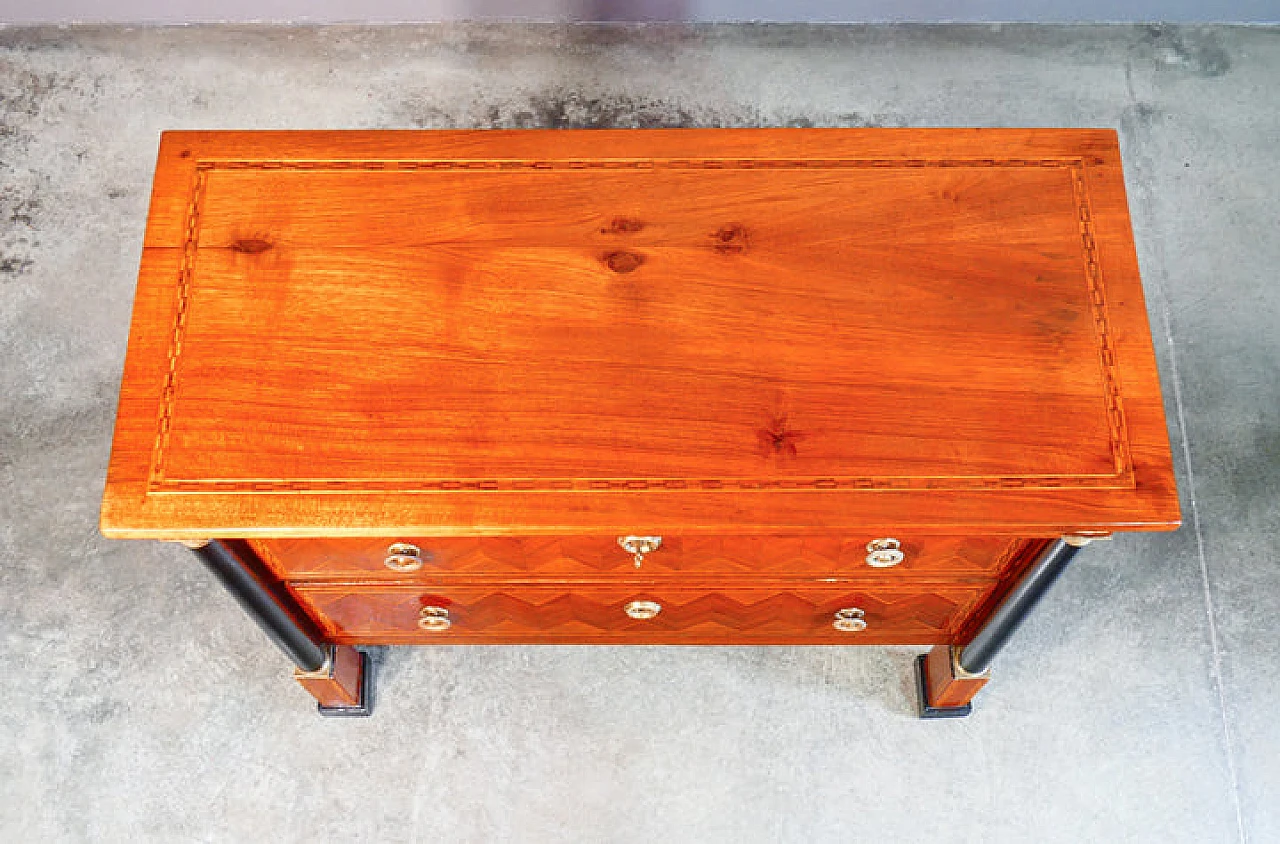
top-left (418, 606), bottom-right (451, 631)
top-left (833, 608), bottom-right (868, 632)
top-left (865, 538), bottom-right (905, 568)
top-left (624, 600), bottom-right (662, 620)
top-left (385, 542), bottom-right (424, 572)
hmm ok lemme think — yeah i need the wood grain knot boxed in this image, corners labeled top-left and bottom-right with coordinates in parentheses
top-left (601, 217), bottom-right (645, 234)
top-left (231, 238), bottom-right (274, 255)
top-left (712, 224), bottom-right (748, 254)
top-left (603, 250), bottom-right (644, 274)
top-left (757, 415), bottom-right (802, 458)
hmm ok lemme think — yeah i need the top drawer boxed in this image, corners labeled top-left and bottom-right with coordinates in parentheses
top-left (251, 535), bottom-right (1024, 581)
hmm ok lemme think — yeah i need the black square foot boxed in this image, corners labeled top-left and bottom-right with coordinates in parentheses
top-left (317, 650), bottom-right (373, 717)
top-left (915, 654), bottom-right (972, 719)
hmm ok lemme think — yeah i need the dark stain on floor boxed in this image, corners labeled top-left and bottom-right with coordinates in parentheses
top-left (1136, 24), bottom-right (1233, 77)
top-left (482, 92), bottom-right (701, 129)
top-left (403, 88), bottom-right (906, 131)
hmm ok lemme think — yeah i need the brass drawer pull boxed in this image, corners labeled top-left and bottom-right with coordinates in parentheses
top-left (624, 600), bottom-right (662, 620)
top-left (618, 535), bottom-right (662, 569)
top-left (833, 608), bottom-right (868, 632)
top-left (865, 538), bottom-right (905, 568)
top-left (385, 542), bottom-right (424, 572)
top-left (418, 606), bottom-right (451, 631)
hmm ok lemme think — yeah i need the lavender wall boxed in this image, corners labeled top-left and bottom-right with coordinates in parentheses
top-left (1, 0), bottom-right (1277, 23)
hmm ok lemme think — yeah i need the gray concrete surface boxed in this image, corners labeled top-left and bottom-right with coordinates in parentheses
top-left (1, 23), bottom-right (1276, 843)
top-left (7, 0), bottom-right (1280, 25)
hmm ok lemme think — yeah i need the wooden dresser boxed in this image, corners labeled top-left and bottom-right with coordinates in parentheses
top-left (101, 129), bottom-right (1180, 717)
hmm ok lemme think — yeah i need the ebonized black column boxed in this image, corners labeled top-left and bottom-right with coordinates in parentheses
top-left (916, 537), bottom-right (1089, 718)
top-left (957, 538), bottom-right (1082, 675)
top-left (188, 539), bottom-right (328, 673)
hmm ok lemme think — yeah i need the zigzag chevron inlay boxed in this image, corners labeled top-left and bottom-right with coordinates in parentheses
top-left (254, 535), bottom-right (1019, 580)
top-left (297, 584), bottom-right (984, 642)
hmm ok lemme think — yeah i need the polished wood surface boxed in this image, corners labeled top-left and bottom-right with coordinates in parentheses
top-left (293, 643), bottom-right (364, 708)
top-left (291, 582), bottom-right (986, 645)
top-left (252, 535), bottom-right (1023, 581)
top-left (101, 129), bottom-right (1179, 539)
top-left (953, 537), bottom-right (1055, 644)
top-left (922, 644), bottom-right (990, 708)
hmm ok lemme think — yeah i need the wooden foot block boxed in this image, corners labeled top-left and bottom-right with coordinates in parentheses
top-left (294, 645), bottom-right (371, 716)
top-left (917, 645), bottom-right (989, 718)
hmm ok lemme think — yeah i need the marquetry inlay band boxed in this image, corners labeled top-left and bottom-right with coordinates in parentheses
top-left (147, 156), bottom-right (1134, 494)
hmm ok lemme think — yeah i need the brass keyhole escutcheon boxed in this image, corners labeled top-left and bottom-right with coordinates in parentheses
top-left (618, 535), bottom-right (662, 569)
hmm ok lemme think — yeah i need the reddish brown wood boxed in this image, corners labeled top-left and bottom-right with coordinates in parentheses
top-left (289, 582), bottom-right (985, 645)
top-left (952, 537), bottom-right (1056, 645)
top-left (293, 643), bottom-right (364, 708)
top-left (251, 535), bottom-right (1023, 581)
top-left (98, 130), bottom-right (1182, 712)
top-left (101, 129), bottom-right (1179, 540)
top-left (922, 643), bottom-right (990, 708)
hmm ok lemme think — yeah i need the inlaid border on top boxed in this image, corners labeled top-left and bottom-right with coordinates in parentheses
top-left (147, 155), bottom-right (1134, 494)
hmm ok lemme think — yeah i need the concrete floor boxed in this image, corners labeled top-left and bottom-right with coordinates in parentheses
top-left (1, 23), bottom-right (1277, 842)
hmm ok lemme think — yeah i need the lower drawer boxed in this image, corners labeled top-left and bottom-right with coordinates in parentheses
top-left (291, 582), bottom-right (989, 645)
